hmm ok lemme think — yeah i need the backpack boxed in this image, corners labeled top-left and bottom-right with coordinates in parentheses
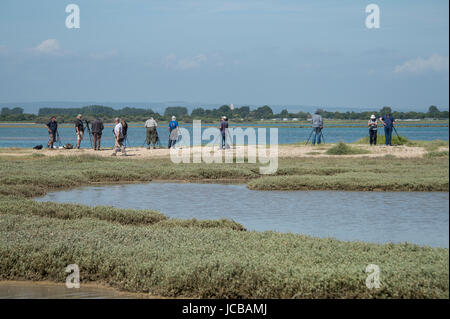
top-left (33, 145), bottom-right (43, 150)
top-left (122, 121), bottom-right (128, 136)
top-left (64, 143), bottom-right (74, 149)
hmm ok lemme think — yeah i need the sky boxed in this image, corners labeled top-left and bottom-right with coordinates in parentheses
top-left (0, 0), bottom-right (448, 111)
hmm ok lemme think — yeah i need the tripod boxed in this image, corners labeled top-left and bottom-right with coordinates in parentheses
top-left (143, 128), bottom-right (163, 148)
top-left (305, 128), bottom-right (325, 145)
top-left (84, 120), bottom-right (93, 148)
top-left (56, 131), bottom-right (63, 147)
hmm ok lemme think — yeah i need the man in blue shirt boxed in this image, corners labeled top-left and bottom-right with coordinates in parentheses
top-left (168, 116), bottom-right (179, 149)
top-left (45, 116), bottom-right (58, 149)
top-left (379, 114), bottom-right (396, 146)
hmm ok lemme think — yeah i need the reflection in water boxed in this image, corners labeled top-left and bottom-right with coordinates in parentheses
top-left (37, 183), bottom-right (449, 248)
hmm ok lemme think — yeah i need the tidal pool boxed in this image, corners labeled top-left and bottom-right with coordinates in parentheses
top-left (0, 281), bottom-right (140, 299)
top-left (37, 183), bottom-right (449, 248)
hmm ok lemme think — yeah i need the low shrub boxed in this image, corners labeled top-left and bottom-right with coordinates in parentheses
top-left (425, 151), bottom-right (449, 158)
top-left (326, 142), bottom-right (369, 155)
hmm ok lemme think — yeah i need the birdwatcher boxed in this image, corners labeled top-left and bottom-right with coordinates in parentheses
top-left (168, 116), bottom-right (179, 149)
top-left (121, 118), bottom-right (129, 147)
top-left (368, 114), bottom-right (378, 146)
top-left (75, 114), bottom-right (84, 149)
top-left (311, 110), bottom-right (323, 145)
top-left (379, 113), bottom-right (396, 146)
top-left (219, 116), bottom-right (229, 149)
top-left (45, 116), bottom-right (58, 149)
top-left (144, 117), bottom-right (158, 149)
top-left (112, 117), bottom-right (126, 156)
top-left (91, 117), bottom-right (104, 150)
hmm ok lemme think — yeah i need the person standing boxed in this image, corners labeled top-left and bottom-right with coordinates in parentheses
top-left (168, 116), bottom-right (179, 149)
top-left (75, 114), bottom-right (84, 149)
top-left (112, 118), bottom-right (126, 156)
top-left (144, 117), bottom-right (158, 149)
top-left (379, 113), bottom-right (396, 146)
top-left (311, 110), bottom-right (323, 145)
top-left (45, 116), bottom-right (58, 149)
top-left (91, 117), bottom-right (104, 150)
top-left (368, 114), bottom-right (378, 146)
top-left (121, 119), bottom-right (128, 147)
top-left (219, 116), bottom-right (229, 149)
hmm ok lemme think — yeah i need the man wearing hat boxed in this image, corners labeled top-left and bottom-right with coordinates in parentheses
top-left (219, 116), bottom-right (229, 149)
top-left (168, 115), bottom-right (179, 149)
top-left (368, 114), bottom-right (378, 146)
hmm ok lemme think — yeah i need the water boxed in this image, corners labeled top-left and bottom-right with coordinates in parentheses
top-left (37, 183), bottom-right (449, 248)
top-left (0, 281), bottom-right (138, 299)
top-left (1, 124), bottom-right (448, 148)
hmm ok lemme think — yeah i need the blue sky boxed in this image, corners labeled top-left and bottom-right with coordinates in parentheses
top-left (0, 0), bottom-right (448, 111)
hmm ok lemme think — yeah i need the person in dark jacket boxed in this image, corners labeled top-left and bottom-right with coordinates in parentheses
top-left (45, 116), bottom-right (58, 149)
top-left (379, 114), bottom-right (396, 146)
top-left (120, 119), bottom-right (128, 147)
top-left (75, 114), bottom-right (84, 149)
top-left (91, 117), bottom-right (104, 150)
top-left (219, 116), bottom-right (229, 149)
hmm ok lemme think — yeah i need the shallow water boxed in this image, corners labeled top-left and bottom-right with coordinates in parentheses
top-left (37, 183), bottom-right (449, 248)
top-left (0, 282), bottom-right (137, 299)
top-left (1, 124), bottom-right (448, 148)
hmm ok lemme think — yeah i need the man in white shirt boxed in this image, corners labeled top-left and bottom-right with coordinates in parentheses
top-left (112, 117), bottom-right (126, 156)
top-left (144, 117), bottom-right (158, 149)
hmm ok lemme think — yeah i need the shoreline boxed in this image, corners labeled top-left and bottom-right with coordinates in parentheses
top-left (1, 143), bottom-right (447, 159)
top-left (0, 280), bottom-right (171, 299)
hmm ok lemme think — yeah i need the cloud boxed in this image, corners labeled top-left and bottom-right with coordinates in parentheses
top-left (394, 54), bottom-right (449, 74)
top-left (164, 53), bottom-right (208, 70)
top-left (32, 39), bottom-right (63, 55)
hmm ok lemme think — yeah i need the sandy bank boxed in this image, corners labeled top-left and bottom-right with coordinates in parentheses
top-left (1, 144), bottom-right (445, 159)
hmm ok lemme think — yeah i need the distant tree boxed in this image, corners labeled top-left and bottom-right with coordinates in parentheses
top-left (296, 111), bottom-right (308, 120)
top-left (191, 108), bottom-right (206, 117)
top-left (164, 106), bottom-right (188, 119)
top-left (280, 109), bottom-right (289, 118)
top-left (427, 105), bottom-right (440, 118)
top-left (252, 105), bottom-right (273, 119)
top-left (233, 106), bottom-right (250, 119)
top-left (218, 105), bottom-right (232, 118)
top-left (1, 107), bottom-right (24, 116)
top-left (379, 106), bottom-right (393, 115)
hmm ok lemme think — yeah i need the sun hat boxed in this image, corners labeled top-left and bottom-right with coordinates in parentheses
top-left (370, 114), bottom-right (376, 119)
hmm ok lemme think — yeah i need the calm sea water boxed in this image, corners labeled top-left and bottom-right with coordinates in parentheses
top-left (1, 124), bottom-right (448, 148)
top-left (37, 183), bottom-right (449, 248)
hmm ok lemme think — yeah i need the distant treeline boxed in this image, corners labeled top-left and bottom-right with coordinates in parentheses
top-left (0, 104), bottom-right (448, 123)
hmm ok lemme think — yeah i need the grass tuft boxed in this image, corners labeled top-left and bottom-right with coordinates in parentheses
top-left (425, 151), bottom-right (449, 158)
top-left (326, 142), bottom-right (370, 155)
